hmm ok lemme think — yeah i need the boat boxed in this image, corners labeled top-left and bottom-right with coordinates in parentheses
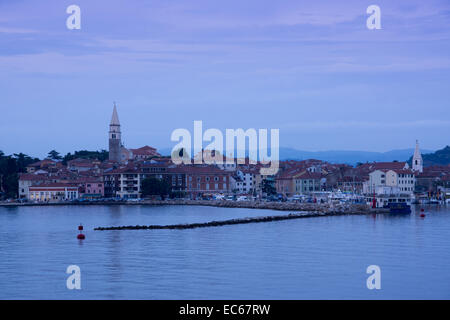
top-left (386, 202), bottom-right (411, 214)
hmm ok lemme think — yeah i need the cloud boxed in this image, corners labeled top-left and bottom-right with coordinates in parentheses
top-left (281, 120), bottom-right (450, 130)
top-left (0, 26), bottom-right (37, 34)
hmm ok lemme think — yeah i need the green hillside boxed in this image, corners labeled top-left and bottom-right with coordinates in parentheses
top-left (408, 145), bottom-right (450, 166)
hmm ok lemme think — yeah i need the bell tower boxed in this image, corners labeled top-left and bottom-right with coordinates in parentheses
top-left (109, 103), bottom-right (122, 162)
top-left (412, 139), bottom-right (423, 173)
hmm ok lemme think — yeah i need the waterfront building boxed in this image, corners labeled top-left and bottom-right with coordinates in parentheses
top-left (102, 161), bottom-right (188, 199)
top-left (184, 165), bottom-right (231, 198)
top-left (28, 184), bottom-right (79, 202)
top-left (234, 168), bottom-right (257, 195)
top-left (363, 169), bottom-right (416, 195)
top-left (293, 171), bottom-right (323, 194)
top-left (18, 173), bottom-right (52, 199)
top-left (335, 176), bottom-right (364, 193)
top-left (78, 178), bottom-right (105, 199)
top-left (275, 168), bottom-right (299, 195)
top-left (415, 165), bottom-right (450, 193)
top-left (275, 168), bottom-right (323, 196)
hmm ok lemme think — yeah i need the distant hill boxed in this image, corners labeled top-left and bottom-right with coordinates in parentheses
top-left (277, 148), bottom-right (435, 165)
top-left (408, 145), bottom-right (450, 166)
top-left (158, 147), bottom-right (435, 165)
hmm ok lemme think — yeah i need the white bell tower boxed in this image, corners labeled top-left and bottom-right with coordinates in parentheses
top-left (412, 140), bottom-right (423, 173)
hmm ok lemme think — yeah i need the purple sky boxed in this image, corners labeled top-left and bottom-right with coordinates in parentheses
top-left (1, 0), bottom-right (449, 158)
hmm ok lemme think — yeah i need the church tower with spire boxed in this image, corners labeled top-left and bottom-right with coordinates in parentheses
top-left (412, 140), bottom-right (423, 173)
top-left (109, 103), bottom-right (122, 162)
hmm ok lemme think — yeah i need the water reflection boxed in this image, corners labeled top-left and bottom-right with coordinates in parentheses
top-left (0, 204), bottom-right (449, 299)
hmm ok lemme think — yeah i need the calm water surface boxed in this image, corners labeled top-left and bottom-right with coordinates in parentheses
top-left (0, 204), bottom-right (449, 299)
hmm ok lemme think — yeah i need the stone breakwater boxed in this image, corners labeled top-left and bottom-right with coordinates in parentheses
top-left (94, 210), bottom-right (372, 231)
top-left (94, 202), bottom-right (387, 231)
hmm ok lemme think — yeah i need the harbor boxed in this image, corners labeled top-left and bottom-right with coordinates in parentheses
top-left (0, 203), bottom-right (449, 299)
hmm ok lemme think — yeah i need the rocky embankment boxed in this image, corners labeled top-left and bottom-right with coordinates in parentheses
top-left (140, 199), bottom-right (378, 215)
top-left (0, 198), bottom-right (383, 215)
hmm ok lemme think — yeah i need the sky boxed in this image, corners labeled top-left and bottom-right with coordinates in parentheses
top-left (0, 0), bottom-right (449, 158)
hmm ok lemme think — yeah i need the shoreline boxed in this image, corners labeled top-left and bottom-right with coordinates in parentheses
top-left (0, 199), bottom-right (388, 215)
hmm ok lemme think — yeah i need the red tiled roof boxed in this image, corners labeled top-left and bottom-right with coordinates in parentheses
top-left (294, 171), bottom-right (322, 180)
top-left (19, 173), bottom-right (50, 181)
top-left (130, 145), bottom-right (160, 156)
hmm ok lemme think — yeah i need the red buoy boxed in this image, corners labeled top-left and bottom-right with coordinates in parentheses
top-left (420, 213), bottom-right (426, 218)
top-left (77, 224), bottom-right (85, 240)
top-left (420, 208), bottom-right (424, 212)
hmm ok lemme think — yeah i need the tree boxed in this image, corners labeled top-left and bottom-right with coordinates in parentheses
top-left (0, 151), bottom-right (40, 199)
top-left (13, 153), bottom-right (39, 171)
top-left (141, 177), bottom-right (171, 199)
top-left (62, 150), bottom-right (109, 164)
top-left (47, 150), bottom-right (62, 160)
top-left (261, 178), bottom-right (276, 195)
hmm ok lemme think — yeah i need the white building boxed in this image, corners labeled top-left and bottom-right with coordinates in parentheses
top-left (363, 169), bottom-right (415, 195)
top-left (232, 169), bottom-right (256, 194)
top-left (28, 184), bottom-right (79, 202)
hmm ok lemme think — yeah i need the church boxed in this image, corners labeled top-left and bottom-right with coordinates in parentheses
top-left (108, 103), bottom-right (160, 163)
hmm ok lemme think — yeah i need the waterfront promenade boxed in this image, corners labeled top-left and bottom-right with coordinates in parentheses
top-left (0, 199), bottom-right (387, 216)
